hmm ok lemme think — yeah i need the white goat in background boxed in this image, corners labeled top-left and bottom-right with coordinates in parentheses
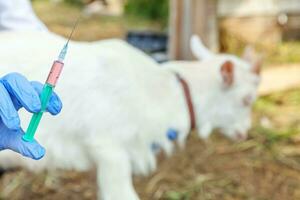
top-left (0, 31), bottom-right (260, 200)
top-left (163, 35), bottom-right (261, 140)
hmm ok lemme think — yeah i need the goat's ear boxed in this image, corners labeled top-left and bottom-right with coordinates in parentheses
top-left (221, 61), bottom-right (234, 87)
top-left (190, 35), bottom-right (213, 60)
top-left (242, 46), bottom-right (262, 75)
top-left (242, 46), bottom-right (254, 61)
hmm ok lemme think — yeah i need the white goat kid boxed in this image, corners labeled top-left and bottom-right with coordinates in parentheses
top-left (163, 35), bottom-right (261, 140)
top-left (0, 32), bottom-right (259, 200)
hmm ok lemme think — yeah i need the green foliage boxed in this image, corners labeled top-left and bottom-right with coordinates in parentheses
top-left (253, 89), bottom-right (300, 149)
top-left (125, 0), bottom-right (169, 26)
top-left (255, 89), bottom-right (300, 114)
top-left (63, 0), bottom-right (84, 7)
top-left (254, 97), bottom-right (278, 115)
top-left (253, 126), bottom-right (297, 147)
top-left (165, 191), bottom-right (191, 200)
top-left (266, 41), bottom-right (300, 64)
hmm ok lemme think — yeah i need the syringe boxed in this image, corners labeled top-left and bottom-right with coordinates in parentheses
top-left (22, 18), bottom-right (80, 142)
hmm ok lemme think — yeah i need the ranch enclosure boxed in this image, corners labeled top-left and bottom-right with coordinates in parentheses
top-left (0, 0), bottom-right (300, 200)
top-left (170, 0), bottom-right (300, 59)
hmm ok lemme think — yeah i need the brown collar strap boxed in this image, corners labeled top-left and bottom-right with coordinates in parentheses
top-left (176, 73), bottom-right (196, 131)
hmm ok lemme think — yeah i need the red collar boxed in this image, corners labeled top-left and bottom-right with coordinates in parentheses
top-left (176, 73), bottom-right (196, 131)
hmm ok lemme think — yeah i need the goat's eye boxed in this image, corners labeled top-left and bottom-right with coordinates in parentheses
top-left (243, 95), bottom-right (252, 106)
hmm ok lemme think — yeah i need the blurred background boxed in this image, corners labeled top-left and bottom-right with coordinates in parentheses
top-left (1, 0), bottom-right (300, 199)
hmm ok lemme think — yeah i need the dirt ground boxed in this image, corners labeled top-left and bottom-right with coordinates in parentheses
top-left (1, 131), bottom-right (300, 200)
top-left (1, 1), bottom-right (300, 200)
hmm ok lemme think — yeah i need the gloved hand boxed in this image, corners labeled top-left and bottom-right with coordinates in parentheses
top-left (0, 73), bottom-right (62, 160)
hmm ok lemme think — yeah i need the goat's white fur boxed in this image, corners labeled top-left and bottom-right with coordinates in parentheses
top-left (0, 32), bottom-right (259, 200)
top-left (190, 35), bottom-right (214, 60)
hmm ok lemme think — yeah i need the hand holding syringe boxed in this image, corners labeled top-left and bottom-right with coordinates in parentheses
top-left (22, 18), bottom-right (80, 142)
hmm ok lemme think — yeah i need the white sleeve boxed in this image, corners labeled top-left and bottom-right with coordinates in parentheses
top-left (0, 0), bottom-right (48, 31)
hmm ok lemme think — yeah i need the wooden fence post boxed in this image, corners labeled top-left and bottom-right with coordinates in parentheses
top-left (168, 0), bottom-right (218, 60)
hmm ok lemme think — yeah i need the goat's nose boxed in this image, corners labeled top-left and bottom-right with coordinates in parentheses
top-left (235, 132), bottom-right (247, 141)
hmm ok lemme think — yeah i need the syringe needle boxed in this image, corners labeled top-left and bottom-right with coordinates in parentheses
top-left (58, 16), bottom-right (81, 62)
top-left (67, 16), bottom-right (81, 45)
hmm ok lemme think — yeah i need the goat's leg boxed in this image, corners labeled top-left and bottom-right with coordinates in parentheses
top-left (96, 148), bottom-right (139, 200)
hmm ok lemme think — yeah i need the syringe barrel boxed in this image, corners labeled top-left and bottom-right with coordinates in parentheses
top-left (46, 61), bottom-right (64, 86)
top-left (23, 84), bottom-right (54, 142)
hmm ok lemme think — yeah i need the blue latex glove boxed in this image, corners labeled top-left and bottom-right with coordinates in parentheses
top-left (0, 73), bottom-right (62, 160)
